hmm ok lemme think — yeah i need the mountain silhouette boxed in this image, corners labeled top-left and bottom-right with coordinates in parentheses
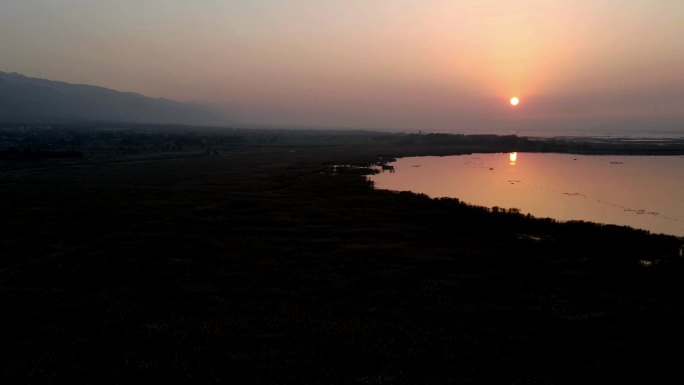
top-left (0, 72), bottom-right (229, 125)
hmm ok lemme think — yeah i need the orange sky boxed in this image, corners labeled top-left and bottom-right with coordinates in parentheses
top-left (2, 0), bottom-right (684, 132)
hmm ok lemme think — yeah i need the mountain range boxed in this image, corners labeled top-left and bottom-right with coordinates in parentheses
top-left (0, 72), bottom-right (230, 126)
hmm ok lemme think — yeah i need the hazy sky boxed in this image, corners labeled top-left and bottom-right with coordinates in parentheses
top-left (2, 0), bottom-right (684, 132)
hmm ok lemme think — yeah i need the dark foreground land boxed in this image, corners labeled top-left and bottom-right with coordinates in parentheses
top-left (1, 125), bottom-right (683, 384)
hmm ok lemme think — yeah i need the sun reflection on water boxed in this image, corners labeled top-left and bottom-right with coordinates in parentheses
top-left (509, 152), bottom-right (518, 165)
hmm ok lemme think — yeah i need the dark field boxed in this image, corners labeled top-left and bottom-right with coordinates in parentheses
top-left (1, 126), bottom-right (683, 384)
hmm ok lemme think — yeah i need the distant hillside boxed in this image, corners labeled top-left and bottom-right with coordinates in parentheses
top-left (0, 72), bottom-right (230, 125)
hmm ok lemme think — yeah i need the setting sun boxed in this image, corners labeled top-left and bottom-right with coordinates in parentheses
top-left (510, 97), bottom-right (520, 106)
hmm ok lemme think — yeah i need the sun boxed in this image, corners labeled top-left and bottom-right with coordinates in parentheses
top-left (510, 97), bottom-right (520, 106)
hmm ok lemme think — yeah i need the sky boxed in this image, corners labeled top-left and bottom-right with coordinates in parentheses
top-left (2, 0), bottom-right (684, 133)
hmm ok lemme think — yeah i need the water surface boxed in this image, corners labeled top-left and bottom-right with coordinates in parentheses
top-left (370, 153), bottom-right (684, 236)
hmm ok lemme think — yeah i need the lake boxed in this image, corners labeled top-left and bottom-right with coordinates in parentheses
top-left (369, 153), bottom-right (684, 237)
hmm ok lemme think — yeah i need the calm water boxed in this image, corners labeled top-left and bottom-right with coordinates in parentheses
top-left (370, 153), bottom-right (684, 236)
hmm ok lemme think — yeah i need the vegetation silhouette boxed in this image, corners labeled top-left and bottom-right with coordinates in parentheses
top-left (1, 124), bottom-right (683, 384)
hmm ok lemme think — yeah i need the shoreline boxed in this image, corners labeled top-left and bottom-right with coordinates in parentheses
top-left (366, 153), bottom-right (684, 239)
